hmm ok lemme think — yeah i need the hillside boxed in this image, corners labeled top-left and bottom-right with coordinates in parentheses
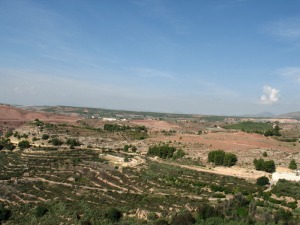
top-left (277, 111), bottom-right (300, 120)
top-left (0, 109), bottom-right (299, 224)
top-left (0, 104), bottom-right (82, 122)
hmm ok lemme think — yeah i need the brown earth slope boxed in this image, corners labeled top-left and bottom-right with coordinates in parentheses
top-left (0, 105), bottom-right (82, 123)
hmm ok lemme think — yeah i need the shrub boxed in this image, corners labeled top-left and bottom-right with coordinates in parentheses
top-left (256, 176), bottom-right (269, 186)
top-left (262, 152), bottom-right (267, 157)
top-left (33, 119), bottom-right (44, 127)
top-left (18, 140), bottom-right (30, 149)
top-left (35, 205), bottom-right (48, 217)
top-left (196, 203), bottom-right (217, 220)
top-left (172, 149), bottom-right (186, 159)
top-left (50, 138), bottom-right (64, 146)
top-left (288, 159), bottom-right (297, 170)
top-left (42, 134), bottom-right (49, 140)
top-left (131, 146), bottom-right (137, 152)
top-left (208, 150), bottom-right (225, 165)
top-left (253, 158), bottom-right (276, 173)
top-left (0, 138), bottom-right (15, 151)
top-left (223, 153), bottom-right (237, 167)
top-left (208, 150), bottom-right (237, 167)
top-left (0, 204), bottom-right (11, 222)
top-left (32, 137), bottom-right (39, 142)
top-left (124, 144), bottom-right (131, 152)
top-left (66, 138), bottom-right (81, 147)
top-left (105, 207), bottom-right (122, 223)
top-left (171, 210), bottom-right (195, 225)
top-left (148, 144), bottom-right (176, 159)
top-left (5, 131), bottom-right (13, 138)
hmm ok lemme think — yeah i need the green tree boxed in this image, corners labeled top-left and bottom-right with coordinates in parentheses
top-left (196, 203), bottom-right (216, 220)
top-left (273, 124), bottom-right (281, 136)
top-left (66, 138), bottom-right (81, 148)
top-left (264, 160), bottom-right (276, 173)
top-left (172, 149), bottom-right (186, 159)
top-left (148, 144), bottom-right (176, 159)
top-left (223, 153), bottom-right (238, 167)
top-left (41, 134), bottom-right (49, 140)
top-left (35, 205), bottom-right (48, 218)
top-left (105, 207), bottom-right (122, 223)
top-left (5, 131), bottom-right (13, 138)
top-left (253, 158), bottom-right (275, 173)
top-left (256, 176), bottom-right (269, 186)
top-left (50, 138), bottom-right (63, 146)
top-left (208, 150), bottom-right (237, 167)
top-left (288, 159), bottom-right (297, 170)
top-left (171, 210), bottom-right (195, 225)
top-left (0, 204), bottom-right (11, 222)
top-left (18, 140), bottom-right (30, 149)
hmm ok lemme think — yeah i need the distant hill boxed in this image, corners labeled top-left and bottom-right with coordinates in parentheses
top-left (0, 104), bottom-right (81, 122)
top-left (240, 112), bottom-right (275, 118)
top-left (277, 111), bottom-right (300, 120)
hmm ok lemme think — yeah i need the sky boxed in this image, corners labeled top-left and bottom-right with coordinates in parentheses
top-left (1, 0), bottom-right (300, 115)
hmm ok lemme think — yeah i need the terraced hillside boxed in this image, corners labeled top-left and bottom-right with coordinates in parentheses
top-left (0, 119), bottom-right (299, 224)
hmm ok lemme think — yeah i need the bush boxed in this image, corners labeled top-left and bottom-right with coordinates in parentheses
top-left (0, 138), bottom-right (15, 151)
top-left (223, 153), bottom-right (237, 167)
top-left (288, 159), bottom-right (297, 170)
top-left (105, 207), bottom-right (122, 223)
top-left (196, 203), bottom-right (217, 220)
top-left (33, 119), bottom-right (44, 127)
top-left (123, 144), bottom-right (131, 152)
top-left (66, 138), bottom-right (81, 147)
top-left (171, 210), bottom-right (195, 225)
top-left (42, 134), bottom-right (49, 140)
top-left (5, 131), bottom-right (13, 138)
top-left (0, 204), bottom-right (11, 222)
top-left (208, 150), bottom-right (225, 165)
top-left (208, 150), bottom-right (237, 167)
top-left (50, 138), bottom-right (64, 146)
top-left (262, 151), bottom-right (267, 157)
top-left (18, 140), bottom-right (30, 149)
top-left (131, 146), bottom-right (137, 152)
top-left (32, 137), bottom-right (39, 142)
top-left (35, 205), bottom-right (48, 217)
top-left (253, 158), bottom-right (275, 173)
top-left (148, 144), bottom-right (176, 159)
top-left (256, 176), bottom-right (269, 186)
top-left (172, 149), bottom-right (186, 159)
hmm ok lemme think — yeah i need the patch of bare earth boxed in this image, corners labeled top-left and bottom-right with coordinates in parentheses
top-left (0, 105), bottom-right (82, 123)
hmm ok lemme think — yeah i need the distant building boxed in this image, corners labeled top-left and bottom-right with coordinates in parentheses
top-left (102, 118), bottom-right (117, 122)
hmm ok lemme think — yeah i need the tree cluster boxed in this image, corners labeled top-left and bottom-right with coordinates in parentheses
top-left (253, 158), bottom-right (276, 173)
top-left (66, 138), bottom-right (81, 148)
top-left (264, 124), bottom-right (281, 137)
top-left (147, 144), bottom-right (185, 159)
top-left (18, 140), bottom-right (30, 149)
top-left (208, 150), bottom-right (237, 167)
top-left (0, 138), bottom-right (15, 151)
top-left (49, 137), bottom-right (64, 146)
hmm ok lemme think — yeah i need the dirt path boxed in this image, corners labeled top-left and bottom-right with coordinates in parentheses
top-left (150, 158), bottom-right (269, 181)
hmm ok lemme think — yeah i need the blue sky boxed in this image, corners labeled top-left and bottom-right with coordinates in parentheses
top-left (1, 0), bottom-right (300, 115)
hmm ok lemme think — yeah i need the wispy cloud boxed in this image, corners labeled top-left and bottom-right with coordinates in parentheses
top-left (265, 17), bottom-right (300, 40)
top-left (130, 67), bottom-right (175, 79)
top-left (277, 67), bottom-right (300, 82)
top-left (260, 85), bottom-right (280, 105)
top-left (131, 0), bottom-right (189, 35)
